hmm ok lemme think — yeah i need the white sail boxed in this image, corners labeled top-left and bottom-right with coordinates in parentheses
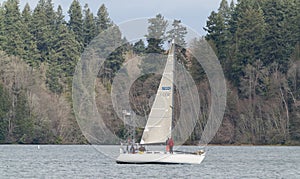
top-left (140, 41), bottom-right (175, 144)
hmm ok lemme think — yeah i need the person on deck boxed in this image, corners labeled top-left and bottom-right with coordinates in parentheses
top-left (168, 137), bottom-right (174, 154)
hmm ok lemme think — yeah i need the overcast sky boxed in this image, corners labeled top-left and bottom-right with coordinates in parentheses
top-left (2, 0), bottom-right (225, 36)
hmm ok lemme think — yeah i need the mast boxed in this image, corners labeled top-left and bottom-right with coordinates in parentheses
top-left (171, 39), bottom-right (175, 139)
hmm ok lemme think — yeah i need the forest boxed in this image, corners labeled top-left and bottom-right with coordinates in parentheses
top-left (0, 0), bottom-right (299, 145)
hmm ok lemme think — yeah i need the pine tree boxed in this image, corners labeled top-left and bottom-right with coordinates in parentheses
top-left (2, 0), bottom-right (24, 57)
top-left (188, 38), bottom-right (207, 82)
top-left (55, 5), bottom-right (65, 25)
top-left (145, 14), bottom-right (168, 53)
top-left (263, 0), bottom-right (299, 73)
top-left (133, 39), bottom-right (146, 54)
top-left (94, 25), bottom-right (128, 90)
top-left (218, 0), bottom-right (231, 21)
top-left (166, 19), bottom-right (187, 48)
top-left (0, 4), bottom-right (5, 51)
top-left (68, 0), bottom-right (83, 49)
top-left (21, 3), bottom-right (40, 67)
top-left (83, 4), bottom-right (96, 47)
top-left (236, 7), bottom-right (265, 65)
top-left (229, 1), bottom-right (266, 89)
top-left (46, 18), bottom-right (81, 94)
top-left (0, 83), bottom-right (11, 143)
top-left (96, 4), bottom-right (112, 34)
top-left (31, 0), bottom-right (56, 62)
top-left (54, 25), bottom-right (81, 78)
top-left (166, 19), bottom-right (188, 66)
top-left (13, 91), bottom-right (34, 143)
top-left (261, 0), bottom-right (290, 72)
top-left (204, 0), bottom-right (231, 66)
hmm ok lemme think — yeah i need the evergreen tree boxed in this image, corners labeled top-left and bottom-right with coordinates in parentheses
top-left (188, 38), bottom-right (207, 82)
top-left (166, 19), bottom-right (188, 66)
top-left (83, 4), bottom-right (96, 47)
top-left (225, 0), bottom-right (266, 91)
top-left (2, 0), bottom-right (24, 57)
top-left (55, 5), bottom-right (65, 25)
top-left (235, 6), bottom-right (266, 67)
top-left (68, 0), bottom-right (83, 49)
top-left (21, 3), bottom-right (40, 67)
top-left (261, 0), bottom-right (291, 73)
top-left (145, 14), bottom-right (168, 53)
top-left (0, 83), bottom-right (11, 143)
top-left (204, 0), bottom-right (232, 75)
top-left (98, 25), bottom-right (125, 82)
top-left (0, 4), bottom-right (5, 51)
top-left (218, 0), bottom-right (230, 20)
top-left (166, 19), bottom-right (187, 48)
top-left (96, 4), bottom-right (112, 34)
top-left (31, 0), bottom-right (56, 62)
top-left (21, 3), bottom-right (31, 24)
top-left (46, 65), bottom-right (63, 94)
top-left (13, 91), bottom-right (34, 143)
top-left (133, 39), bottom-right (146, 54)
top-left (54, 25), bottom-right (81, 78)
top-left (47, 20), bottom-right (81, 94)
top-left (263, 0), bottom-right (299, 73)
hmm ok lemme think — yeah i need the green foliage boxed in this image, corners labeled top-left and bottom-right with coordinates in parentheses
top-left (96, 4), bottom-right (112, 34)
top-left (2, 0), bottom-right (24, 57)
top-left (96, 25), bottom-right (127, 87)
top-left (0, 0), bottom-right (299, 145)
top-left (234, 6), bottom-right (266, 82)
top-left (53, 24), bottom-right (81, 77)
top-left (21, 3), bottom-right (40, 67)
top-left (261, 0), bottom-right (292, 73)
top-left (83, 4), bottom-right (96, 47)
top-left (145, 14), bottom-right (168, 53)
top-left (46, 66), bottom-right (63, 94)
top-left (13, 91), bottom-right (34, 144)
top-left (204, 0), bottom-right (300, 144)
top-left (166, 19), bottom-right (188, 66)
top-left (68, 0), bottom-right (83, 49)
top-left (188, 39), bottom-right (207, 82)
top-left (0, 83), bottom-right (10, 142)
top-left (0, 5), bottom-right (4, 51)
top-left (133, 40), bottom-right (146, 54)
top-left (31, 0), bottom-right (56, 62)
top-left (166, 19), bottom-right (187, 48)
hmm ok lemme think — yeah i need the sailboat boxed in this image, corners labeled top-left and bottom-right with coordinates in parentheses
top-left (116, 40), bottom-right (205, 164)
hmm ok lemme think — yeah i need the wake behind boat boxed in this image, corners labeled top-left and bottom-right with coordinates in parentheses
top-left (116, 40), bottom-right (205, 165)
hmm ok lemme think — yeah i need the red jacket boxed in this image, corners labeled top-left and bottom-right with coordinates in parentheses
top-left (168, 138), bottom-right (174, 146)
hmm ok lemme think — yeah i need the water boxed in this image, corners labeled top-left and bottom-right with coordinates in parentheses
top-left (0, 145), bottom-right (299, 178)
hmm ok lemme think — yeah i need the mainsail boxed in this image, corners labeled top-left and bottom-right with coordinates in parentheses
top-left (140, 40), bottom-right (175, 144)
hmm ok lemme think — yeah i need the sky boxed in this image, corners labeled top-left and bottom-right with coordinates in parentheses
top-left (5, 0), bottom-right (225, 36)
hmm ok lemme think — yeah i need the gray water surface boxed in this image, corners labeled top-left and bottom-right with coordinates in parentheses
top-left (0, 145), bottom-right (299, 178)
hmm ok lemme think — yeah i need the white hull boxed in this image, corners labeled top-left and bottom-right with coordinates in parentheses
top-left (116, 151), bottom-right (205, 164)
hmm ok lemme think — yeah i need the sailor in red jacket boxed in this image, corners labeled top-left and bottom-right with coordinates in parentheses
top-left (168, 137), bottom-right (174, 154)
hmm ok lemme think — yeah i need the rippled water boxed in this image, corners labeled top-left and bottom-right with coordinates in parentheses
top-left (0, 145), bottom-right (299, 178)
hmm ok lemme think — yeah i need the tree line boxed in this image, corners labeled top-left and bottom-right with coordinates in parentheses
top-left (0, 0), bottom-right (188, 144)
top-left (202, 0), bottom-right (300, 144)
top-left (0, 0), bottom-right (299, 145)
top-left (0, 0), bottom-right (114, 143)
